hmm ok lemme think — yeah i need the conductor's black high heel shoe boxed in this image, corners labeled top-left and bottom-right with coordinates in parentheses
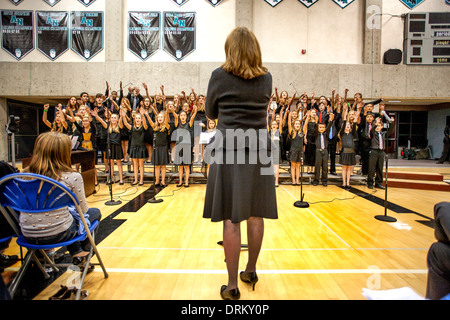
top-left (240, 271), bottom-right (258, 291)
top-left (220, 285), bottom-right (240, 300)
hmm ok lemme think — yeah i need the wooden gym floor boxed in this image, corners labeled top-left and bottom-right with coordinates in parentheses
top-left (2, 161), bottom-right (450, 300)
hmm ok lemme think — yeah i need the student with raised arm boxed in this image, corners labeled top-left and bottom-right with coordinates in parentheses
top-left (338, 103), bottom-right (359, 190)
top-left (274, 88), bottom-right (296, 115)
top-left (303, 108), bottom-right (318, 174)
top-left (91, 108), bottom-right (124, 185)
top-left (367, 115), bottom-right (395, 189)
top-left (42, 104), bottom-right (69, 134)
top-left (121, 107), bottom-right (148, 186)
top-left (144, 107), bottom-right (170, 187)
top-left (67, 106), bottom-right (98, 185)
top-left (267, 98), bottom-right (283, 187)
top-left (173, 105), bottom-right (198, 187)
top-left (288, 110), bottom-right (305, 186)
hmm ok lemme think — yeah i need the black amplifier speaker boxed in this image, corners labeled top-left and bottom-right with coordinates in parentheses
top-left (384, 49), bottom-right (403, 65)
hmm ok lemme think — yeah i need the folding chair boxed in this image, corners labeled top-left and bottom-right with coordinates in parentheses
top-left (0, 173), bottom-right (108, 300)
top-left (0, 235), bottom-right (13, 244)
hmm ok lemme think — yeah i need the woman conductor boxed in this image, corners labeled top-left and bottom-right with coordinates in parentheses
top-left (203, 27), bottom-right (278, 300)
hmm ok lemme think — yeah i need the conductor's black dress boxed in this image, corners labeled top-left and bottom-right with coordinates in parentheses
top-left (202, 67), bottom-right (278, 223)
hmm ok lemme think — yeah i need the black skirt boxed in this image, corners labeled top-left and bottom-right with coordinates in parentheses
top-left (340, 152), bottom-right (356, 166)
top-left (152, 145), bottom-right (169, 165)
top-left (105, 144), bottom-right (124, 160)
top-left (203, 148), bottom-right (278, 223)
top-left (289, 147), bottom-right (303, 163)
top-left (129, 146), bottom-right (148, 159)
top-left (174, 143), bottom-right (193, 165)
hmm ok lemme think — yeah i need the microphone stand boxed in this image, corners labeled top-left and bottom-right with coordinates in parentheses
top-left (148, 124), bottom-right (163, 204)
top-left (105, 120), bottom-right (122, 206)
top-left (375, 120), bottom-right (396, 222)
top-left (294, 156), bottom-right (309, 208)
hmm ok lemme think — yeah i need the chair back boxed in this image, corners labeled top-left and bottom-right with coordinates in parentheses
top-left (0, 173), bottom-right (80, 214)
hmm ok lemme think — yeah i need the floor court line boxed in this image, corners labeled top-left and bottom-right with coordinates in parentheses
top-left (89, 268), bottom-right (428, 275)
top-left (97, 246), bottom-right (428, 251)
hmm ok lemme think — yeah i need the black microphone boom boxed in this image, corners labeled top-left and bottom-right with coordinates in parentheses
top-left (148, 126), bottom-right (163, 204)
top-left (105, 123), bottom-right (122, 206)
top-left (375, 122), bottom-right (396, 222)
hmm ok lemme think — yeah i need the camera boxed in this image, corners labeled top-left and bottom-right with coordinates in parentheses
top-left (5, 115), bottom-right (20, 134)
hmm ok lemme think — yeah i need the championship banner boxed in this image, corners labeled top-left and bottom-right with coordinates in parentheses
top-left (43, 0), bottom-right (62, 6)
top-left (447, 0), bottom-right (450, 6)
top-left (1, 10), bottom-right (34, 60)
top-left (128, 11), bottom-right (160, 61)
top-left (78, 0), bottom-right (96, 6)
top-left (206, 0), bottom-right (224, 7)
top-left (36, 11), bottom-right (69, 61)
top-left (170, 0), bottom-right (190, 6)
top-left (399, 0), bottom-right (425, 9)
top-left (163, 12), bottom-right (196, 61)
top-left (332, 0), bottom-right (355, 9)
top-left (298, 0), bottom-right (319, 8)
top-left (264, 0), bottom-right (283, 7)
top-left (71, 11), bottom-right (103, 61)
top-left (8, 0), bottom-right (24, 5)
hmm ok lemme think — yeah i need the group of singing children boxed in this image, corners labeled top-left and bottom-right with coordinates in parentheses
top-left (267, 88), bottom-right (395, 189)
top-left (42, 82), bottom-right (217, 188)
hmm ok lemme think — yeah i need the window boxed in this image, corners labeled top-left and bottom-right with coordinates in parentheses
top-left (396, 111), bottom-right (428, 149)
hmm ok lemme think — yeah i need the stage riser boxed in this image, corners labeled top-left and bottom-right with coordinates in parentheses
top-left (385, 181), bottom-right (450, 192)
top-left (387, 172), bottom-right (444, 182)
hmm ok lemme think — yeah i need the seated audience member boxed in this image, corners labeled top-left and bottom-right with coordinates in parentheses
top-left (23, 132), bottom-right (101, 265)
top-left (426, 202), bottom-right (450, 300)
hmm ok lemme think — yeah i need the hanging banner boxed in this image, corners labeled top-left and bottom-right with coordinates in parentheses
top-left (1, 10), bottom-right (34, 60)
top-left (399, 0), bottom-right (425, 9)
top-left (332, 0), bottom-right (355, 9)
top-left (71, 11), bottom-right (103, 61)
top-left (170, 0), bottom-right (190, 6)
top-left (206, 0), bottom-right (224, 7)
top-left (77, 0), bottom-right (96, 6)
top-left (264, 0), bottom-right (283, 7)
top-left (8, 0), bottom-right (24, 5)
top-left (128, 11), bottom-right (160, 61)
top-left (43, 0), bottom-right (62, 6)
top-left (446, 0), bottom-right (450, 5)
top-left (36, 11), bottom-right (69, 61)
top-left (163, 11), bottom-right (196, 61)
top-left (298, 0), bottom-right (319, 8)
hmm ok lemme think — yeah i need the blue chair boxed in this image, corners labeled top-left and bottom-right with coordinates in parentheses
top-left (0, 235), bottom-right (13, 244)
top-left (0, 173), bottom-right (108, 300)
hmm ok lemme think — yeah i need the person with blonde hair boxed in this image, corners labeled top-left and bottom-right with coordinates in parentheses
top-left (121, 107), bottom-right (148, 186)
top-left (91, 108), bottom-right (124, 185)
top-left (42, 104), bottom-right (69, 134)
top-left (23, 132), bottom-right (101, 265)
top-left (203, 27), bottom-right (278, 300)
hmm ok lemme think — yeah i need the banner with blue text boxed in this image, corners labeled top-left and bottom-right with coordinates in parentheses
top-left (1, 10), bottom-right (34, 60)
top-left (71, 11), bottom-right (103, 61)
top-left (128, 11), bottom-right (161, 61)
top-left (163, 11), bottom-right (196, 61)
top-left (36, 11), bottom-right (69, 61)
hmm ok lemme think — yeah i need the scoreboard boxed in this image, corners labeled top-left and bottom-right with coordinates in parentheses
top-left (403, 12), bottom-right (450, 65)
